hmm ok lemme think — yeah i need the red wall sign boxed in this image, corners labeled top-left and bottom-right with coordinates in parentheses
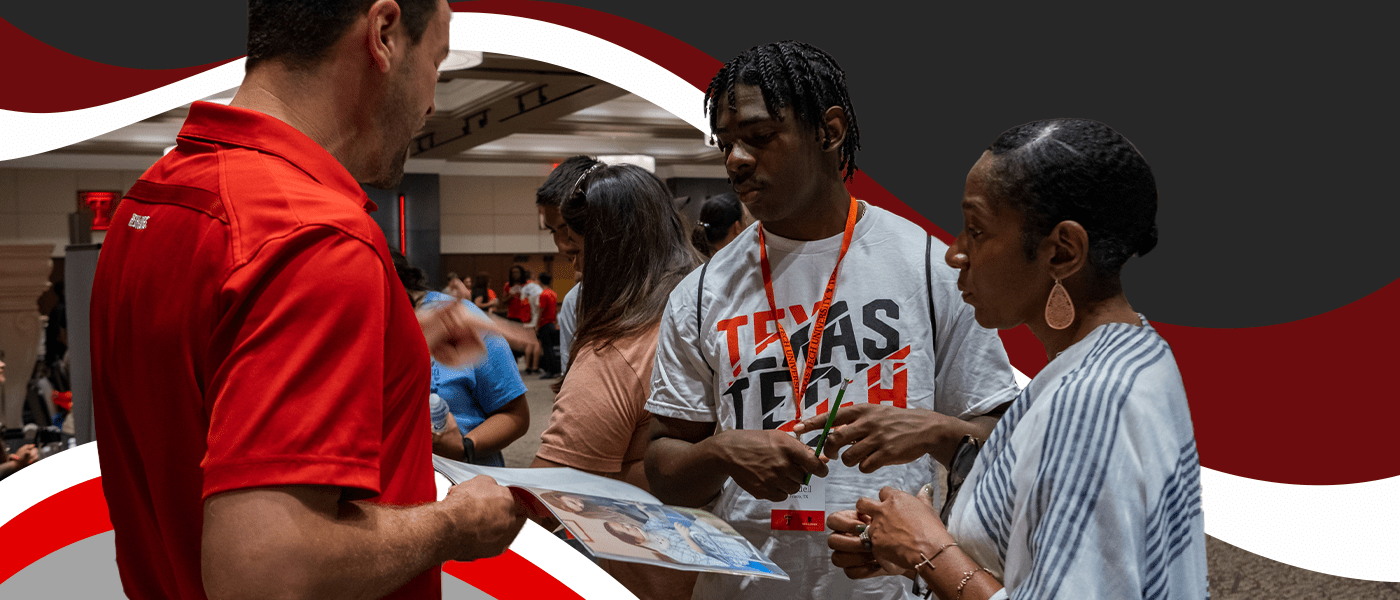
top-left (79, 190), bottom-right (121, 230)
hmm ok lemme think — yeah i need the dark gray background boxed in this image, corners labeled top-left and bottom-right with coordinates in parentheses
top-left (3, 1), bottom-right (1393, 327)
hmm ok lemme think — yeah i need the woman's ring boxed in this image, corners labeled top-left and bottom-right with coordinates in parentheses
top-left (858, 528), bottom-right (872, 551)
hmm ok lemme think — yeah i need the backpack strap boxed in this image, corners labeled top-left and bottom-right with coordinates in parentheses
top-left (926, 234), bottom-right (938, 346)
top-left (696, 260), bottom-right (710, 335)
top-left (695, 260), bottom-right (716, 378)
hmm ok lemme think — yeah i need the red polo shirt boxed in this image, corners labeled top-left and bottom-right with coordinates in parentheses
top-left (91, 102), bottom-right (439, 600)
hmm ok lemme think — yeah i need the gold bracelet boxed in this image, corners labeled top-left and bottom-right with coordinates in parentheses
top-left (956, 567), bottom-right (991, 600)
top-left (912, 542), bottom-right (958, 574)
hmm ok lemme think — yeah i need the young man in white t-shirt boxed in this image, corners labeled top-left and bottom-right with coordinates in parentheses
top-left (644, 41), bottom-right (1020, 600)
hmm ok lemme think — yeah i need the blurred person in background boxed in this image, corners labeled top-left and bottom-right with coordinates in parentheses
top-left (392, 251), bottom-right (530, 467)
top-left (691, 192), bottom-right (750, 258)
top-left (442, 271), bottom-right (471, 300)
top-left (502, 264), bottom-right (529, 321)
top-left (0, 353), bottom-right (40, 481)
top-left (500, 266), bottom-right (544, 374)
top-left (471, 271), bottom-right (498, 312)
top-left (534, 272), bottom-right (561, 379)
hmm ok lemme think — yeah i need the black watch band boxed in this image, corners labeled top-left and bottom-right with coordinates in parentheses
top-left (461, 436), bottom-right (476, 464)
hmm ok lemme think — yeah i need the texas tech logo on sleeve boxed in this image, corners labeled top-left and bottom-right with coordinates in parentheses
top-left (713, 299), bottom-right (916, 433)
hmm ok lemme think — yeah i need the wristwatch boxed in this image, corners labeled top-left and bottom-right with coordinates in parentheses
top-left (461, 436), bottom-right (477, 464)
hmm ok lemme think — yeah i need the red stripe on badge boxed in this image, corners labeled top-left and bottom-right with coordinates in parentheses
top-left (771, 510), bottom-right (824, 532)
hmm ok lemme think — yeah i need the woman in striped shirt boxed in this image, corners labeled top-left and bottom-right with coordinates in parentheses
top-left (818, 118), bottom-right (1207, 600)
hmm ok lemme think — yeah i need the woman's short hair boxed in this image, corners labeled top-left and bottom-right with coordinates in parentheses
top-left (984, 118), bottom-right (1158, 281)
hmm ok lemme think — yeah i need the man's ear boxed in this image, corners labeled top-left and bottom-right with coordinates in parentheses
top-left (821, 106), bottom-right (848, 152)
top-left (365, 0), bottom-right (404, 73)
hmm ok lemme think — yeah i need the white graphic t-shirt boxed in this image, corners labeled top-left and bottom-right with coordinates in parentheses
top-left (647, 205), bottom-right (1019, 600)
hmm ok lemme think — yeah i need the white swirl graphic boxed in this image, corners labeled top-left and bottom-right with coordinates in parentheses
top-left (0, 9), bottom-right (1396, 586)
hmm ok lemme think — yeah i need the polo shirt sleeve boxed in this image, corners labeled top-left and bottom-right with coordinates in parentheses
top-left (201, 227), bottom-right (390, 499)
top-left (929, 260), bottom-right (1020, 419)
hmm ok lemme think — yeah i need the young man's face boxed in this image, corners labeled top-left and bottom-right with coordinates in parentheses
top-left (713, 84), bottom-right (831, 230)
top-left (539, 204), bottom-right (585, 272)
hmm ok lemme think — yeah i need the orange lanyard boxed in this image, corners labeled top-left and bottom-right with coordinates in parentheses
top-left (756, 196), bottom-right (858, 420)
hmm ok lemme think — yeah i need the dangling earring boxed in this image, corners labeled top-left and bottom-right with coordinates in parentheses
top-left (1045, 278), bottom-right (1074, 330)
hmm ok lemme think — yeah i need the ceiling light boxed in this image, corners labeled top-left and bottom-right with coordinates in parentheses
top-left (439, 50), bottom-right (483, 72)
top-left (598, 155), bottom-right (656, 173)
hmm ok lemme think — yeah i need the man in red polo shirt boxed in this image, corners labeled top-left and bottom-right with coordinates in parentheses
top-left (534, 272), bottom-right (561, 378)
top-left (89, 1), bottom-right (523, 599)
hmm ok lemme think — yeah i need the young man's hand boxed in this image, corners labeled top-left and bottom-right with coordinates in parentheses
top-left (708, 429), bottom-right (829, 502)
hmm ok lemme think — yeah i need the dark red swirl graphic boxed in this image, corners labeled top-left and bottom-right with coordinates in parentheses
top-left (0, 4), bottom-right (1392, 499)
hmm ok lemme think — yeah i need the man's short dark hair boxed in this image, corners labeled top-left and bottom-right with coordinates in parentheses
top-left (536, 155), bottom-right (603, 208)
top-left (247, 0), bottom-right (441, 72)
top-left (538, 272), bottom-right (553, 286)
top-left (706, 40), bottom-right (861, 181)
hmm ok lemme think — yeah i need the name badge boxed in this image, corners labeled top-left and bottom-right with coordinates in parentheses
top-left (769, 475), bottom-right (826, 532)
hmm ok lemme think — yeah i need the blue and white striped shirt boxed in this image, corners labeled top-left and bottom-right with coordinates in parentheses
top-left (947, 316), bottom-right (1208, 599)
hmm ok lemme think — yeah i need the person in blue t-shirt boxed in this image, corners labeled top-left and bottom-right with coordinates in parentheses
top-left (392, 251), bottom-right (530, 466)
top-left (420, 290), bottom-right (530, 466)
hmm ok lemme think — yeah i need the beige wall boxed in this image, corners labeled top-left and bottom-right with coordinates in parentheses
top-left (440, 174), bottom-right (558, 255)
top-left (0, 167), bottom-right (559, 257)
top-left (0, 168), bottom-right (144, 255)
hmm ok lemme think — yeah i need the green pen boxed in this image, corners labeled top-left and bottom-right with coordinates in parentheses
top-left (805, 378), bottom-right (853, 485)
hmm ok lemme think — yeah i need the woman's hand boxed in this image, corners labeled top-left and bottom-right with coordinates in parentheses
top-left (855, 486), bottom-right (955, 572)
top-left (827, 509), bottom-right (909, 580)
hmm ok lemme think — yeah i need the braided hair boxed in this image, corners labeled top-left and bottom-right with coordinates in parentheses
top-left (984, 118), bottom-right (1158, 283)
top-left (706, 40), bottom-right (861, 181)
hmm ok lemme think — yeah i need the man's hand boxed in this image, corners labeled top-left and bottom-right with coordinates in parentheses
top-left (417, 302), bottom-right (496, 367)
top-left (794, 404), bottom-right (978, 471)
top-left (709, 429), bottom-right (828, 502)
top-left (440, 475), bottom-right (526, 562)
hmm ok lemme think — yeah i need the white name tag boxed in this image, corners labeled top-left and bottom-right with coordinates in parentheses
top-left (769, 475), bottom-right (826, 531)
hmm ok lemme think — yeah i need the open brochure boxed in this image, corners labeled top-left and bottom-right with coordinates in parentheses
top-left (433, 456), bottom-right (789, 580)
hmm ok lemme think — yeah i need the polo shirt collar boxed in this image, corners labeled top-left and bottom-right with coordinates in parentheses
top-left (178, 101), bottom-right (377, 212)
